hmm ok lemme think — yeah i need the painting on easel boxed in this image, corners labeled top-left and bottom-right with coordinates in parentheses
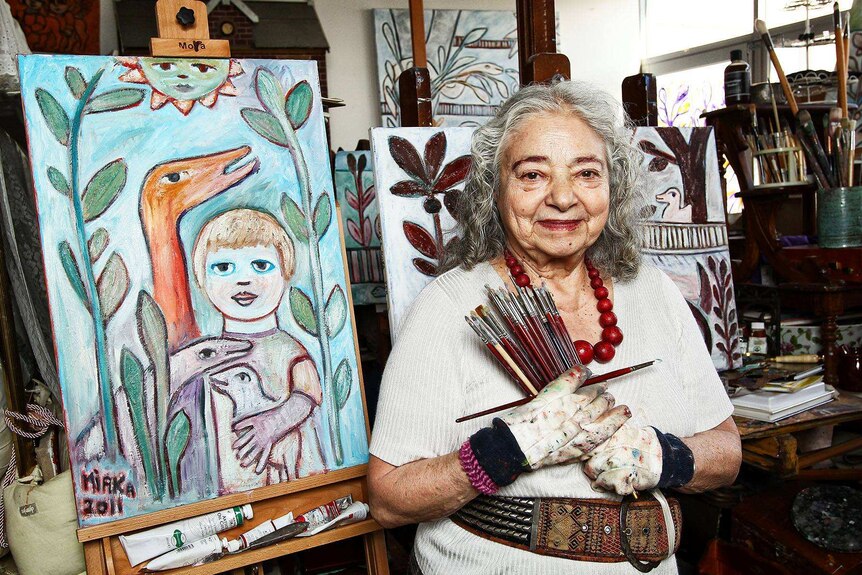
top-left (19, 55), bottom-right (369, 526)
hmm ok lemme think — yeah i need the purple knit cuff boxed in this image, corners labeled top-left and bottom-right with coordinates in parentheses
top-left (459, 440), bottom-right (500, 495)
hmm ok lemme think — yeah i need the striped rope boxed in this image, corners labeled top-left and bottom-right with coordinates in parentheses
top-left (0, 404), bottom-right (63, 548)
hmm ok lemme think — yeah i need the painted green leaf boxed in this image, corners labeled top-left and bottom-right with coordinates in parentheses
top-left (325, 284), bottom-right (347, 337)
top-left (280, 193), bottom-right (309, 242)
top-left (312, 192), bottom-right (332, 238)
top-left (166, 411), bottom-right (190, 497)
top-left (58, 241), bottom-right (89, 310)
top-left (64, 67), bottom-right (86, 99)
top-left (121, 347), bottom-right (158, 497)
top-left (137, 291), bottom-right (169, 464)
top-left (255, 68), bottom-right (286, 117)
top-left (96, 252), bottom-right (129, 322)
top-left (35, 89), bottom-right (70, 146)
top-left (241, 108), bottom-right (288, 146)
top-left (289, 286), bottom-right (318, 336)
top-left (87, 227), bottom-right (109, 262)
top-left (334, 359), bottom-right (352, 410)
top-left (85, 88), bottom-right (145, 114)
top-left (47, 166), bottom-right (69, 196)
top-left (285, 80), bottom-right (313, 130)
top-left (82, 159), bottom-right (126, 221)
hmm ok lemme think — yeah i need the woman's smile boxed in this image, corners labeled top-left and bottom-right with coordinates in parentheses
top-left (537, 218), bottom-right (582, 231)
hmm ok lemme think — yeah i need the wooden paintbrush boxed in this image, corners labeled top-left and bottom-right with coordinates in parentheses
top-left (756, 19), bottom-right (799, 115)
top-left (455, 360), bottom-right (660, 423)
top-left (836, 2), bottom-right (849, 119)
top-left (798, 109), bottom-right (836, 187)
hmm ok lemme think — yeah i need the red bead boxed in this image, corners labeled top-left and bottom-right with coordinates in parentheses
top-left (510, 264), bottom-right (524, 275)
top-left (596, 298), bottom-right (613, 313)
top-left (599, 312), bottom-right (617, 328)
top-left (594, 286), bottom-right (609, 299)
top-left (574, 340), bottom-right (594, 364)
top-left (590, 277), bottom-right (604, 289)
top-left (588, 268), bottom-right (600, 279)
top-left (505, 256), bottom-right (516, 266)
top-left (593, 341), bottom-right (616, 363)
top-left (602, 326), bottom-right (623, 345)
top-left (514, 273), bottom-right (531, 287)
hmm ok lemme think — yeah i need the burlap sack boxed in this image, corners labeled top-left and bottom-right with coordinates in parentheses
top-left (4, 470), bottom-right (84, 575)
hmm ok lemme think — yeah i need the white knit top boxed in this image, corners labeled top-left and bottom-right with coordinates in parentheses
top-left (370, 262), bottom-right (733, 575)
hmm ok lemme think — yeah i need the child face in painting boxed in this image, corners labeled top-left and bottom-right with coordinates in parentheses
top-left (203, 245), bottom-right (286, 322)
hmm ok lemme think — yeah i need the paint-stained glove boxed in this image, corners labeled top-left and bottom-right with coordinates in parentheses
top-left (583, 424), bottom-right (695, 495)
top-left (465, 367), bottom-right (631, 489)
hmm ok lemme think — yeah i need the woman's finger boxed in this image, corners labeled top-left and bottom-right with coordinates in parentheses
top-left (572, 391), bottom-right (615, 425)
top-left (591, 467), bottom-right (635, 495)
top-left (255, 443), bottom-right (273, 475)
top-left (580, 404), bottom-right (631, 445)
top-left (232, 431), bottom-right (254, 451)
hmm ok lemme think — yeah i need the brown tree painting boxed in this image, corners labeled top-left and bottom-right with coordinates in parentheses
top-left (637, 127), bottom-right (742, 370)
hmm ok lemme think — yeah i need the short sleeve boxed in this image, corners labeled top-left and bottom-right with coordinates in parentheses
top-left (370, 280), bottom-right (468, 466)
top-left (659, 271), bottom-right (734, 433)
top-left (290, 358), bottom-right (322, 406)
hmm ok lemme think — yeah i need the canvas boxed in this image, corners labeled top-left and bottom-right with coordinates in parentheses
top-left (19, 55), bottom-right (369, 526)
top-left (371, 127), bottom-right (472, 339)
top-left (374, 9), bottom-right (521, 128)
top-left (636, 126), bottom-right (743, 370)
top-left (334, 151), bottom-right (385, 305)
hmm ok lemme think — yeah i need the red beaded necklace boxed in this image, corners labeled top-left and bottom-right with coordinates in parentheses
top-left (503, 249), bottom-right (623, 364)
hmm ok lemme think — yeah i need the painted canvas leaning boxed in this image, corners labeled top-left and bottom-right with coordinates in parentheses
top-left (19, 55), bottom-right (369, 526)
top-left (371, 127), bottom-right (473, 340)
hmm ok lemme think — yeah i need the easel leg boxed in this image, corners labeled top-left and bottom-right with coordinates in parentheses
top-left (83, 540), bottom-right (108, 575)
top-left (364, 529), bottom-right (390, 575)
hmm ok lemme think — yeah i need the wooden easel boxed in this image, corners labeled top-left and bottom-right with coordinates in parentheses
top-left (396, 0), bottom-right (570, 127)
top-left (79, 3), bottom-right (388, 573)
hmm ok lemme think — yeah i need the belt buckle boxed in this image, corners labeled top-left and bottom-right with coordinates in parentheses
top-left (619, 492), bottom-right (662, 573)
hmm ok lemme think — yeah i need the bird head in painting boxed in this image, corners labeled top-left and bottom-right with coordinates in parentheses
top-left (655, 186), bottom-right (692, 223)
top-left (210, 364), bottom-right (278, 421)
top-left (140, 146), bottom-right (260, 222)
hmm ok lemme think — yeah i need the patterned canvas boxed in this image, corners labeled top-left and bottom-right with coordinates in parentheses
top-left (371, 127), bottom-right (473, 339)
top-left (374, 9), bottom-right (521, 128)
top-left (636, 126), bottom-right (742, 370)
top-left (19, 55), bottom-right (369, 526)
top-left (334, 151), bottom-right (385, 305)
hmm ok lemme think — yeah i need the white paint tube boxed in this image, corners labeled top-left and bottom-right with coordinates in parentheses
top-left (294, 495), bottom-right (353, 530)
top-left (297, 501), bottom-right (370, 537)
top-left (226, 511), bottom-right (295, 552)
top-left (120, 504), bottom-right (253, 566)
top-left (144, 534), bottom-right (228, 572)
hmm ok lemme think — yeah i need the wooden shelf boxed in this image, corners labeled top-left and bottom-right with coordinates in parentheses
top-left (736, 182), bottom-right (817, 199)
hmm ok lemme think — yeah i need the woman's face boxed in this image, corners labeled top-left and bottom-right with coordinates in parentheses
top-left (203, 245), bottom-right (286, 322)
top-left (498, 111), bottom-right (610, 264)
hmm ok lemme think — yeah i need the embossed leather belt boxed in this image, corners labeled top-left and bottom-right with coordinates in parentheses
top-left (450, 493), bottom-right (681, 571)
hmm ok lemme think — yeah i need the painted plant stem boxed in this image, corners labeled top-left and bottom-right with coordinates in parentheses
top-left (69, 68), bottom-right (118, 459)
top-left (282, 129), bottom-right (340, 463)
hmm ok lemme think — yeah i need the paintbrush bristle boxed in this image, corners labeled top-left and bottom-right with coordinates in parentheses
top-left (755, 19), bottom-right (769, 36)
top-left (841, 117), bottom-right (852, 130)
top-left (831, 107), bottom-right (843, 122)
top-left (798, 110), bottom-right (812, 124)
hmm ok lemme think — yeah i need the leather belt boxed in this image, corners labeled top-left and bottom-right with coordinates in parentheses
top-left (451, 493), bottom-right (681, 569)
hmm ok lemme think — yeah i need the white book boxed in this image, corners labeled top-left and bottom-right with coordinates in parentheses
top-left (732, 393), bottom-right (834, 423)
top-left (730, 381), bottom-right (826, 411)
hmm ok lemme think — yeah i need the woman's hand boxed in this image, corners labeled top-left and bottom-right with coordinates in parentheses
top-left (582, 424), bottom-right (662, 495)
top-left (499, 367), bottom-right (631, 469)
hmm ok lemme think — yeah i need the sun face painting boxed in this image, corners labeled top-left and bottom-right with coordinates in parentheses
top-left (18, 55), bottom-right (369, 526)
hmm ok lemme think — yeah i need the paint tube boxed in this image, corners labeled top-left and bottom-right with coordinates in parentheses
top-left (294, 495), bottom-right (353, 530)
top-left (120, 504), bottom-right (253, 566)
top-left (297, 501), bottom-right (370, 537)
top-left (226, 511), bottom-right (295, 552)
top-left (144, 534), bottom-right (228, 572)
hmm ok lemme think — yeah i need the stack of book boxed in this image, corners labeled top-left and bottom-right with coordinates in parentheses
top-left (731, 371), bottom-right (833, 422)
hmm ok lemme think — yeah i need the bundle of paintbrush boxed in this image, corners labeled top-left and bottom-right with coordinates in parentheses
top-left (747, 119), bottom-right (807, 186)
top-left (833, 114), bottom-right (857, 187)
top-left (466, 284), bottom-right (580, 397)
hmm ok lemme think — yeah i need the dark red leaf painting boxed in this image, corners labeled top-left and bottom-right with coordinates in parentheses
top-left (386, 131), bottom-right (472, 277)
top-left (403, 221), bottom-right (438, 259)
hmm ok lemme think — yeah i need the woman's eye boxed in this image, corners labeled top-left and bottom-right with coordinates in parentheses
top-left (580, 169), bottom-right (600, 179)
top-left (521, 171), bottom-right (542, 181)
top-left (155, 62), bottom-right (175, 71)
top-left (193, 63), bottom-right (214, 73)
top-left (210, 262), bottom-right (235, 276)
top-left (252, 259), bottom-right (275, 273)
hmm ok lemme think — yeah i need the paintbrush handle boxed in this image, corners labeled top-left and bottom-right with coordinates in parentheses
top-left (766, 47), bottom-right (799, 115)
top-left (455, 361), bottom-right (655, 423)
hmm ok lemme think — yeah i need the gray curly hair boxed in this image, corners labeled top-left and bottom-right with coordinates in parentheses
top-left (441, 79), bottom-right (647, 281)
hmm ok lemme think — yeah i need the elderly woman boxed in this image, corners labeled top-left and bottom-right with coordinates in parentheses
top-left (368, 80), bottom-right (742, 574)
